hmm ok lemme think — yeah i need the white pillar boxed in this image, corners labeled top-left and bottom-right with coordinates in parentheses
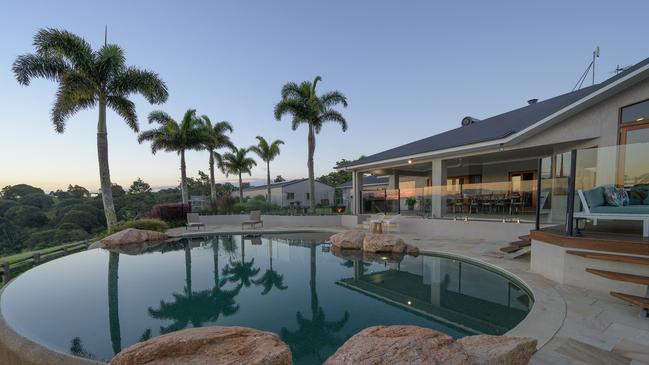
top-left (351, 171), bottom-right (364, 215)
top-left (431, 159), bottom-right (443, 218)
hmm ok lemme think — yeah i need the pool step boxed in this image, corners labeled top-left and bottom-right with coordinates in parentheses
top-left (586, 268), bottom-right (649, 286)
top-left (610, 292), bottom-right (649, 310)
top-left (567, 250), bottom-right (649, 266)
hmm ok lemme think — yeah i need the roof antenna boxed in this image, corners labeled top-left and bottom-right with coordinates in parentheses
top-left (572, 46), bottom-right (600, 92)
top-left (104, 25), bottom-right (107, 46)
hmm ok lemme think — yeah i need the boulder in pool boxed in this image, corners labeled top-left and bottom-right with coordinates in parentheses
top-left (101, 228), bottom-right (168, 247)
top-left (324, 325), bottom-right (469, 365)
top-left (457, 335), bottom-right (537, 365)
top-left (110, 326), bottom-right (293, 365)
top-left (330, 230), bottom-right (365, 249)
top-left (362, 233), bottom-right (406, 253)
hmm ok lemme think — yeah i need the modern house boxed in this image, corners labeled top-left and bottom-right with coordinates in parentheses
top-left (240, 179), bottom-right (335, 208)
top-left (340, 56), bottom-right (649, 228)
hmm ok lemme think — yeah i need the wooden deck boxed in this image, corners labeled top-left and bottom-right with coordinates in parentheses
top-left (531, 227), bottom-right (649, 255)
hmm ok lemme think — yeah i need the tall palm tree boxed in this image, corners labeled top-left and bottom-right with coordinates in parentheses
top-left (138, 109), bottom-right (206, 204)
top-left (219, 147), bottom-right (257, 201)
top-left (274, 76), bottom-right (348, 212)
top-left (200, 116), bottom-right (234, 202)
top-left (12, 28), bottom-right (168, 229)
top-left (250, 136), bottom-right (284, 203)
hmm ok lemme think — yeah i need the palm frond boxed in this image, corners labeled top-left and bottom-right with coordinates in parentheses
top-left (33, 28), bottom-right (94, 76)
top-left (319, 90), bottom-right (348, 108)
top-left (316, 110), bottom-right (348, 133)
top-left (96, 44), bottom-right (125, 81)
top-left (110, 66), bottom-right (168, 104)
top-left (51, 73), bottom-right (97, 132)
top-left (148, 110), bottom-right (174, 125)
top-left (280, 82), bottom-right (303, 100)
top-left (107, 96), bottom-right (138, 131)
top-left (12, 54), bottom-right (71, 85)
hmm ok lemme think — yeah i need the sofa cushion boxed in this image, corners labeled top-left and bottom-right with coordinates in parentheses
top-left (582, 187), bottom-right (605, 208)
top-left (603, 185), bottom-right (629, 207)
top-left (629, 185), bottom-right (649, 205)
top-left (590, 205), bottom-right (649, 215)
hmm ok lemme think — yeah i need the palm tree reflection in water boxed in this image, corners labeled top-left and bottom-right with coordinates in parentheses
top-left (253, 240), bottom-right (288, 295)
top-left (148, 238), bottom-right (241, 334)
top-left (281, 244), bottom-right (349, 363)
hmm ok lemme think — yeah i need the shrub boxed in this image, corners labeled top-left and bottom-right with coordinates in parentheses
top-left (4, 205), bottom-right (48, 228)
top-left (60, 210), bottom-right (101, 232)
top-left (109, 218), bottom-right (169, 233)
top-left (20, 194), bottom-right (54, 209)
top-left (26, 228), bottom-right (89, 249)
top-left (145, 203), bottom-right (189, 221)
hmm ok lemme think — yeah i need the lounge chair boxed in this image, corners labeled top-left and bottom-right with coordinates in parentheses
top-left (242, 210), bottom-right (263, 229)
top-left (575, 187), bottom-right (649, 237)
top-left (186, 213), bottom-right (205, 230)
top-left (383, 214), bottom-right (401, 233)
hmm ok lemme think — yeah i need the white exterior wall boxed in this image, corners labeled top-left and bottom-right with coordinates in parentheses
top-left (282, 180), bottom-right (334, 207)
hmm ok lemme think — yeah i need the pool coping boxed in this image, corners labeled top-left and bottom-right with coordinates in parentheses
top-left (0, 227), bottom-right (563, 363)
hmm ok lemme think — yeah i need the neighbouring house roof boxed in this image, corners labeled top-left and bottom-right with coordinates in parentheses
top-left (337, 175), bottom-right (390, 189)
top-left (342, 56), bottom-right (649, 169)
top-left (243, 178), bottom-right (334, 192)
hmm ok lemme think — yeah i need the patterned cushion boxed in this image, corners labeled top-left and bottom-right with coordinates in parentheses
top-left (629, 185), bottom-right (649, 205)
top-left (603, 185), bottom-right (629, 207)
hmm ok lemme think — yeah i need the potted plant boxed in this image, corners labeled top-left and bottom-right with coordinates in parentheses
top-left (405, 198), bottom-right (417, 211)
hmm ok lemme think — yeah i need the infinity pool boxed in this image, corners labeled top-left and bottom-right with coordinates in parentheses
top-left (0, 232), bottom-right (532, 364)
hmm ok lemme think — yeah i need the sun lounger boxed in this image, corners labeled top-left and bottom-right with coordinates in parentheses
top-left (186, 213), bottom-right (205, 230)
top-left (242, 210), bottom-right (263, 229)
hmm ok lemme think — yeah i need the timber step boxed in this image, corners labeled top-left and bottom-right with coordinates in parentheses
top-left (499, 240), bottom-right (531, 253)
top-left (611, 292), bottom-right (649, 309)
top-left (586, 268), bottom-right (649, 286)
top-left (567, 250), bottom-right (649, 266)
top-left (519, 235), bottom-right (531, 243)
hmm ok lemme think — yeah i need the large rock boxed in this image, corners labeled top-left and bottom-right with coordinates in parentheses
top-left (101, 228), bottom-right (167, 247)
top-left (110, 326), bottom-right (293, 365)
top-left (362, 233), bottom-right (406, 253)
top-left (458, 335), bottom-right (537, 365)
top-left (324, 325), bottom-right (469, 365)
top-left (330, 230), bottom-right (366, 249)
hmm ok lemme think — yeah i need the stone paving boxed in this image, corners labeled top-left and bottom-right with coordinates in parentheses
top-left (169, 224), bottom-right (649, 365)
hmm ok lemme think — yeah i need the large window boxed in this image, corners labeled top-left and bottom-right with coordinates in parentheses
top-left (620, 99), bottom-right (649, 144)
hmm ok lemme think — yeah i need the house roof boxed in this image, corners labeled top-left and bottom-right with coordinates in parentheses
top-left (243, 178), bottom-right (333, 192)
top-left (342, 56), bottom-right (649, 169)
top-left (337, 175), bottom-right (390, 188)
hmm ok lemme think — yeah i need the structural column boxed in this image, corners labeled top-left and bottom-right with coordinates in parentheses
top-left (431, 159), bottom-right (443, 218)
top-left (351, 171), bottom-right (364, 215)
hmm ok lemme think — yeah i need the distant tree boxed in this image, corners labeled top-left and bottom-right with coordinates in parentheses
top-left (0, 200), bottom-right (19, 216)
top-left (250, 136), bottom-right (284, 203)
top-left (218, 147), bottom-right (257, 201)
top-left (1, 184), bottom-right (45, 200)
top-left (274, 76), bottom-right (348, 212)
top-left (67, 185), bottom-right (90, 199)
top-left (51, 189), bottom-right (71, 199)
top-left (13, 28), bottom-right (168, 229)
top-left (138, 109), bottom-right (207, 204)
top-left (128, 178), bottom-right (152, 194)
top-left (274, 175), bottom-right (286, 183)
top-left (60, 209), bottom-right (101, 232)
top-left (111, 184), bottom-right (126, 198)
top-left (20, 194), bottom-right (54, 209)
top-left (199, 116), bottom-right (234, 202)
top-left (4, 205), bottom-right (48, 228)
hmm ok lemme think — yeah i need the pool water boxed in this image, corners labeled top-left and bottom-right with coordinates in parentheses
top-left (0, 232), bottom-right (532, 364)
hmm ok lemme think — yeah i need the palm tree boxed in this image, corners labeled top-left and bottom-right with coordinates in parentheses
top-left (250, 136), bottom-right (284, 203)
top-left (138, 109), bottom-right (206, 204)
top-left (252, 240), bottom-right (288, 295)
top-left (200, 116), bottom-right (234, 202)
top-left (274, 76), bottom-right (348, 212)
top-left (219, 147), bottom-right (257, 201)
top-left (12, 28), bottom-right (168, 229)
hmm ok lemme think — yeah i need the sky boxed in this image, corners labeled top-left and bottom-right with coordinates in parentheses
top-left (1, 0), bottom-right (649, 192)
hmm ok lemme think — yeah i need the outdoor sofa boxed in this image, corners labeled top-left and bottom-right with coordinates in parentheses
top-left (575, 185), bottom-right (649, 237)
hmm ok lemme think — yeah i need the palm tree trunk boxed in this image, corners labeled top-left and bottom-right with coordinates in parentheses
top-left (307, 123), bottom-right (317, 213)
top-left (238, 172), bottom-right (243, 202)
top-left (185, 242), bottom-right (192, 295)
top-left (180, 149), bottom-right (189, 205)
top-left (108, 252), bottom-right (121, 355)
top-left (97, 97), bottom-right (118, 229)
top-left (213, 237), bottom-right (219, 287)
top-left (266, 161), bottom-right (271, 203)
top-left (209, 149), bottom-right (216, 203)
top-left (310, 244), bottom-right (318, 317)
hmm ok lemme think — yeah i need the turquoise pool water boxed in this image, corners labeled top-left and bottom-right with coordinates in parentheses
top-left (0, 232), bottom-right (532, 364)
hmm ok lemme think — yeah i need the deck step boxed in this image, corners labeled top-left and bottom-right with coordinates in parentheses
top-left (586, 268), bottom-right (649, 286)
top-left (500, 245), bottom-right (521, 253)
top-left (567, 250), bottom-right (649, 266)
top-left (518, 235), bottom-right (531, 243)
top-left (610, 292), bottom-right (649, 309)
